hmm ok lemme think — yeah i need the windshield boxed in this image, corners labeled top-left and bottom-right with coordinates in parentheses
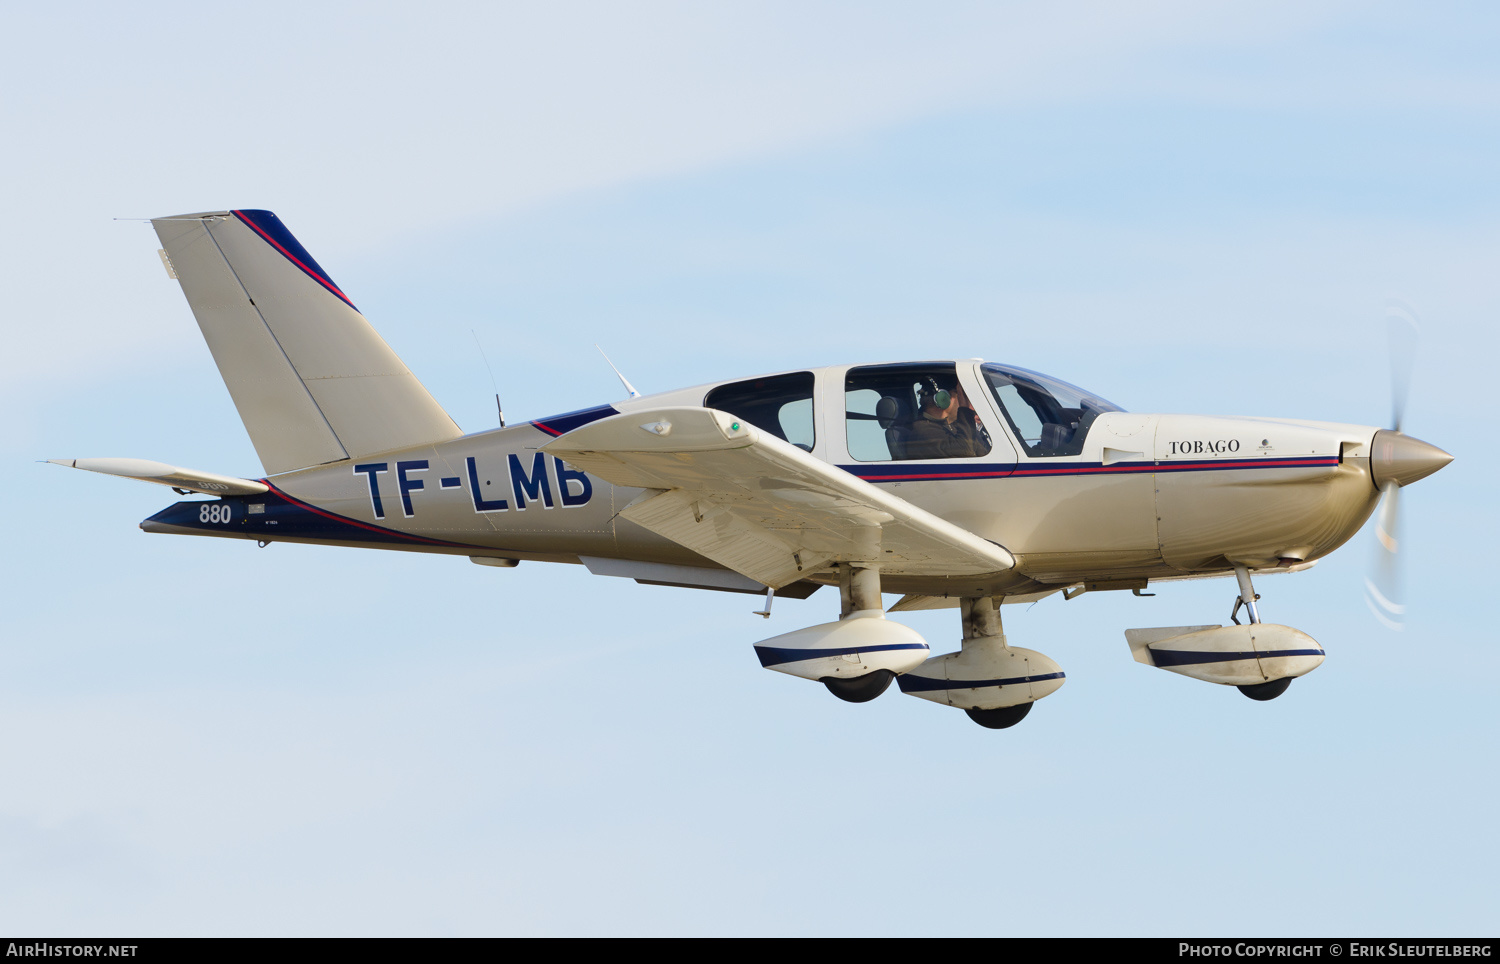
top-left (981, 363), bottom-right (1122, 458)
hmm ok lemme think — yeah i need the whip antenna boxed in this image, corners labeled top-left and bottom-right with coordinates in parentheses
top-left (596, 344), bottom-right (641, 398)
top-left (472, 329), bottom-right (504, 427)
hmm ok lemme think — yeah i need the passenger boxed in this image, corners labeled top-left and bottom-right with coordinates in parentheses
top-left (905, 379), bottom-right (989, 459)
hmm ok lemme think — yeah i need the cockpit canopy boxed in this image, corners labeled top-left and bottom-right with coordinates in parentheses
top-left (702, 361), bottom-right (1122, 462)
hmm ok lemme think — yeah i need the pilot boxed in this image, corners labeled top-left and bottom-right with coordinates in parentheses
top-left (905, 378), bottom-right (989, 459)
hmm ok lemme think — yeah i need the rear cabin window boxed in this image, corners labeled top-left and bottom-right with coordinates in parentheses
top-left (705, 371), bottom-right (816, 451)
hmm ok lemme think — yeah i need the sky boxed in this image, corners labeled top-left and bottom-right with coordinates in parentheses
top-left (2, 0), bottom-right (1497, 936)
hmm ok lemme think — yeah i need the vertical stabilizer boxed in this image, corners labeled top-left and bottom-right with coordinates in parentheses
top-left (152, 210), bottom-right (462, 475)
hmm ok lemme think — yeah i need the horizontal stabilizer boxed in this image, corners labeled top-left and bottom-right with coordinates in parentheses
top-left (48, 458), bottom-right (268, 496)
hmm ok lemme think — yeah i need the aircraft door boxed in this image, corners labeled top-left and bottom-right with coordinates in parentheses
top-left (835, 362), bottom-right (1018, 541)
top-left (839, 362), bottom-right (1018, 466)
top-left (976, 362), bottom-right (1160, 569)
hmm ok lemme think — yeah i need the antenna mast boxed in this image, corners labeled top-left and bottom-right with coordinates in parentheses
top-left (596, 345), bottom-right (641, 398)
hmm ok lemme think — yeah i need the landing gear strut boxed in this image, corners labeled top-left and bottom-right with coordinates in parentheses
top-left (820, 563), bottom-right (898, 701)
top-left (1230, 564), bottom-right (1290, 701)
top-left (837, 562), bottom-right (882, 618)
top-left (751, 559), bottom-right (932, 702)
top-left (1230, 564), bottom-right (1262, 626)
top-left (898, 595), bottom-right (1066, 728)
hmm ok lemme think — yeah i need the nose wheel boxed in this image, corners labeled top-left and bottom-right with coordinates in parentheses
top-left (1237, 677), bottom-right (1293, 701)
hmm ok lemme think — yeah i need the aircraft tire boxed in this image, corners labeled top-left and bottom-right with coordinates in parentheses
top-left (964, 702), bottom-right (1033, 729)
top-left (1237, 677), bottom-right (1293, 701)
top-left (821, 669), bottom-right (895, 703)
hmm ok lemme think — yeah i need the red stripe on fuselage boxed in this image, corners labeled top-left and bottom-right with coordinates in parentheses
top-left (261, 480), bottom-right (485, 549)
top-left (1013, 457), bottom-right (1339, 477)
top-left (858, 470), bottom-right (1015, 481)
top-left (852, 456), bottom-right (1339, 482)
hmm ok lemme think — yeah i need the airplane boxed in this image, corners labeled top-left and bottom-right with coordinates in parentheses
top-left (51, 209), bottom-right (1454, 729)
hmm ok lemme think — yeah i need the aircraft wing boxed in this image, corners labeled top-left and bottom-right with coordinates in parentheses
top-left (543, 407), bottom-right (1015, 589)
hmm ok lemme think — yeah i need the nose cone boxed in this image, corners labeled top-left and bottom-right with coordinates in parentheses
top-left (1371, 430), bottom-right (1453, 488)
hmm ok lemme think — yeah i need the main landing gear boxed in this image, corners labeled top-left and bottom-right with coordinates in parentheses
top-left (896, 595), bottom-right (1066, 729)
top-left (750, 563), bottom-right (1064, 727)
top-left (819, 565), bottom-right (896, 702)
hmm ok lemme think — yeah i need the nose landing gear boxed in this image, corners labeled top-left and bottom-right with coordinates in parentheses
top-left (1230, 563), bottom-right (1263, 627)
top-left (1230, 564), bottom-right (1291, 701)
top-left (1125, 564), bottom-right (1322, 701)
top-left (1237, 677), bottom-right (1293, 701)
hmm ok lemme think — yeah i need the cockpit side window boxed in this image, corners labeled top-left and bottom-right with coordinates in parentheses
top-left (705, 371), bottom-right (816, 452)
top-left (981, 363), bottom-right (1122, 458)
top-left (845, 363), bottom-right (992, 461)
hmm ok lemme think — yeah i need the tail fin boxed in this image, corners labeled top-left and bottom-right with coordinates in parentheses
top-left (152, 210), bottom-right (461, 475)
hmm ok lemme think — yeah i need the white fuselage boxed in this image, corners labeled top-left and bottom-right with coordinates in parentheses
top-left (144, 360), bottom-right (1384, 596)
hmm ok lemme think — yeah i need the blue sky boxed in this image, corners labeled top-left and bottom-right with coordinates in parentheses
top-left (2, 1), bottom-right (1496, 935)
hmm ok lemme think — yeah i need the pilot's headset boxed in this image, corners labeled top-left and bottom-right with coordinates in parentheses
top-left (921, 377), bottom-right (952, 411)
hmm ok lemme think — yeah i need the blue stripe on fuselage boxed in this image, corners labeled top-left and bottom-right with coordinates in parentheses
top-left (530, 404), bottom-right (619, 437)
top-left (840, 455), bottom-right (1339, 483)
top-left (144, 484), bottom-right (491, 550)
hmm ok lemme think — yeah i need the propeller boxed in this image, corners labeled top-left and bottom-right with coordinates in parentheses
top-left (1365, 477), bottom-right (1404, 630)
top-left (1363, 301), bottom-right (1450, 630)
top-left (1386, 300), bottom-right (1420, 434)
